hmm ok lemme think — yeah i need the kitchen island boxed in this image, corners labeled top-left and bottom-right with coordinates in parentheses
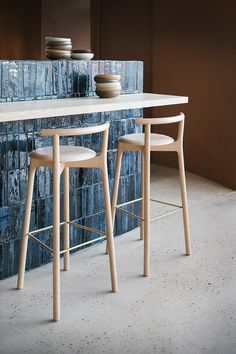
top-left (0, 60), bottom-right (187, 280)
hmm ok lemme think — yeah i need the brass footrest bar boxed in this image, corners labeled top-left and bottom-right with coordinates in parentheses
top-left (59, 235), bottom-right (107, 255)
top-left (28, 232), bottom-right (53, 253)
top-left (67, 221), bottom-right (107, 236)
top-left (116, 197), bottom-right (143, 209)
top-left (117, 197), bottom-right (182, 210)
top-left (150, 207), bottom-right (181, 222)
top-left (116, 201), bottom-right (182, 223)
top-left (30, 222), bottom-right (66, 235)
top-left (27, 220), bottom-right (108, 254)
top-left (116, 206), bottom-right (144, 221)
top-left (150, 198), bottom-right (182, 209)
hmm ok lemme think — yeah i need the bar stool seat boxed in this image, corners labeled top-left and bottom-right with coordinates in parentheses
top-left (119, 133), bottom-right (174, 148)
top-left (30, 146), bottom-right (96, 163)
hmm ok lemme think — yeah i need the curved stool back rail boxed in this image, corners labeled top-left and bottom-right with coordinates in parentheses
top-left (17, 122), bottom-right (118, 322)
top-left (106, 113), bottom-right (191, 277)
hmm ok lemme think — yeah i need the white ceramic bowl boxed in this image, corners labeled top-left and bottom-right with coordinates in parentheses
top-left (71, 52), bottom-right (94, 60)
top-left (96, 82), bottom-right (121, 89)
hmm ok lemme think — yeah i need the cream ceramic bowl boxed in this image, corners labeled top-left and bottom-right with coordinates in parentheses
top-left (96, 82), bottom-right (121, 89)
top-left (96, 89), bottom-right (121, 98)
top-left (94, 74), bottom-right (120, 82)
top-left (71, 53), bottom-right (94, 60)
top-left (46, 37), bottom-right (71, 43)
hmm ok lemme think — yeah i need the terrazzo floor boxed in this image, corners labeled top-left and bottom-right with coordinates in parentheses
top-left (0, 165), bottom-right (235, 354)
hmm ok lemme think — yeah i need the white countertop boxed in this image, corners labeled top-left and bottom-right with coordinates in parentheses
top-left (0, 93), bottom-right (188, 123)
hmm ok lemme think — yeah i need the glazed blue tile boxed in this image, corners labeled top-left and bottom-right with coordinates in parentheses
top-left (35, 61), bottom-right (46, 98)
top-left (0, 207), bottom-right (10, 242)
top-left (52, 61), bottom-right (59, 95)
top-left (8, 169), bottom-right (20, 205)
top-left (104, 60), bottom-right (110, 74)
top-left (45, 61), bottom-right (53, 96)
top-left (110, 61), bottom-right (117, 75)
top-left (58, 60), bottom-right (68, 97)
top-left (18, 118), bottom-right (25, 133)
top-left (23, 61), bottom-right (36, 99)
top-left (0, 122), bottom-right (7, 134)
top-left (6, 120), bottom-right (19, 134)
top-left (98, 61), bottom-right (105, 75)
top-left (121, 61), bottom-right (127, 94)
top-left (17, 61), bottom-right (24, 99)
top-left (8, 61), bottom-right (19, 99)
top-left (90, 61), bottom-right (99, 93)
top-left (0, 171), bottom-right (8, 207)
top-left (115, 61), bottom-right (122, 81)
top-left (0, 134), bottom-right (7, 170)
top-left (66, 61), bottom-right (73, 94)
top-left (7, 133), bottom-right (19, 170)
top-left (19, 168), bottom-right (28, 203)
top-left (19, 133), bottom-right (28, 168)
top-left (137, 61), bottom-right (144, 92)
top-left (79, 74), bottom-right (89, 97)
top-left (1, 61), bottom-right (9, 98)
top-left (72, 61), bottom-right (79, 96)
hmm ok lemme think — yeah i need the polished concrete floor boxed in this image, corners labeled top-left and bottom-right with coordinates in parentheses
top-left (0, 165), bottom-right (236, 354)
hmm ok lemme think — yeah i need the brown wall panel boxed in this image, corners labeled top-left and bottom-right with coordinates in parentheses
top-left (0, 0), bottom-right (41, 59)
top-left (91, 0), bottom-right (153, 93)
top-left (0, 0), bottom-right (91, 60)
top-left (41, 0), bottom-right (91, 57)
top-left (91, 0), bottom-right (236, 189)
top-left (152, 0), bottom-right (236, 189)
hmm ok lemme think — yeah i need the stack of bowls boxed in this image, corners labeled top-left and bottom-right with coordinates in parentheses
top-left (45, 37), bottom-right (72, 60)
top-left (94, 74), bottom-right (121, 98)
top-left (71, 49), bottom-right (94, 60)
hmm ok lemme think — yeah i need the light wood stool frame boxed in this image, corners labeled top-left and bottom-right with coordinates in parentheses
top-left (107, 113), bottom-right (191, 276)
top-left (17, 122), bottom-right (118, 321)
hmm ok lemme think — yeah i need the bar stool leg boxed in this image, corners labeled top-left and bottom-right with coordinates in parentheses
top-left (17, 165), bottom-right (36, 289)
top-left (178, 149), bottom-right (191, 255)
top-left (63, 167), bottom-right (70, 270)
top-left (106, 145), bottom-right (123, 254)
top-left (143, 125), bottom-right (151, 277)
top-left (52, 135), bottom-right (61, 321)
top-left (140, 151), bottom-right (145, 240)
top-left (101, 165), bottom-right (118, 292)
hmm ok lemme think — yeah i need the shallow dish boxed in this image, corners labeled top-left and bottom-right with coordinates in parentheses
top-left (71, 53), bottom-right (94, 60)
top-left (72, 49), bottom-right (92, 53)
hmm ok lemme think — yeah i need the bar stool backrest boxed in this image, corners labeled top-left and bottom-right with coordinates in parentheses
top-left (40, 122), bottom-right (110, 167)
top-left (135, 113), bottom-right (185, 148)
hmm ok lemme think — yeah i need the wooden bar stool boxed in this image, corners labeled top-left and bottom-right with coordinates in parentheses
top-left (17, 122), bottom-right (118, 321)
top-left (108, 113), bottom-right (191, 276)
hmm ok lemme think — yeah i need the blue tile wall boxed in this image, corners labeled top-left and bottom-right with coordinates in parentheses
top-left (0, 60), bottom-right (143, 280)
